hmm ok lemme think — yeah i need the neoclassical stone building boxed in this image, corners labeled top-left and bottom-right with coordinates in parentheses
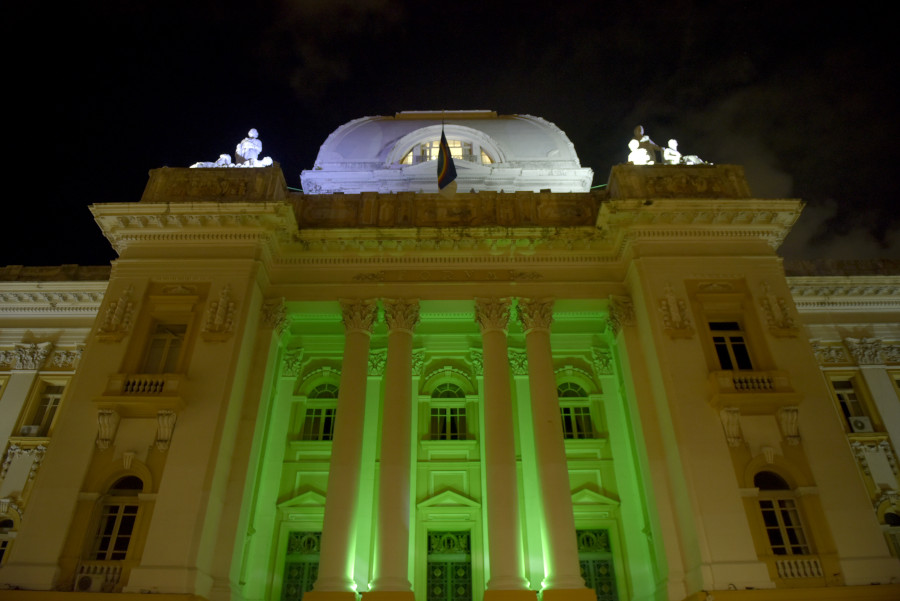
top-left (1, 112), bottom-right (899, 601)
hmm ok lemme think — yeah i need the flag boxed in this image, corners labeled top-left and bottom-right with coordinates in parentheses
top-left (436, 128), bottom-right (457, 195)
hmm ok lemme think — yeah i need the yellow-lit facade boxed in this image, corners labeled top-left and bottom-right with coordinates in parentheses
top-left (1, 113), bottom-right (899, 601)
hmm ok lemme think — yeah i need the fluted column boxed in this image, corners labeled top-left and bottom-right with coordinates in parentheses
top-left (475, 298), bottom-right (534, 598)
top-left (369, 299), bottom-right (419, 598)
top-left (518, 298), bottom-right (590, 598)
top-left (309, 300), bottom-right (378, 601)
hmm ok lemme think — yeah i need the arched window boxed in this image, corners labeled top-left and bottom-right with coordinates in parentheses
top-left (557, 383), bottom-right (596, 439)
top-left (400, 140), bottom-right (494, 166)
top-left (429, 382), bottom-right (468, 440)
top-left (755, 471), bottom-right (811, 556)
top-left (91, 476), bottom-right (144, 561)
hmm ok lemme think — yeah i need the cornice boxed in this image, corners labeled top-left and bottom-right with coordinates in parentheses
top-left (90, 202), bottom-right (299, 254)
top-left (0, 281), bottom-right (107, 316)
top-left (597, 198), bottom-right (803, 252)
top-left (787, 276), bottom-right (900, 312)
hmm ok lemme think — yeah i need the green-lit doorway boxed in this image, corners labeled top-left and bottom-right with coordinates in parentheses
top-left (282, 531), bottom-right (321, 601)
top-left (426, 531), bottom-right (472, 601)
top-left (577, 529), bottom-right (618, 601)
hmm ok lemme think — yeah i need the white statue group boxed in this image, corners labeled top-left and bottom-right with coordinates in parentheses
top-left (191, 128), bottom-right (274, 168)
top-left (628, 125), bottom-right (705, 166)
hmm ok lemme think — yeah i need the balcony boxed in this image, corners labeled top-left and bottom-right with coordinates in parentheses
top-left (708, 370), bottom-right (801, 414)
top-left (94, 373), bottom-right (186, 417)
top-left (74, 560), bottom-right (123, 592)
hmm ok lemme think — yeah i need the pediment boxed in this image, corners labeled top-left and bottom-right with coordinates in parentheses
top-left (571, 487), bottom-right (620, 506)
top-left (417, 489), bottom-right (480, 509)
top-left (278, 489), bottom-right (326, 508)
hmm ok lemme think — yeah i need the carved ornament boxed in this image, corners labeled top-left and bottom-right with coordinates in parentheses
top-left (156, 410), bottom-right (177, 451)
top-left (809, 341), bottom-right (850, 364)
top-left (719, 407), bottom-right (743, 447)
top-left (51, 347), bottom-right (83, 370)
top-left (591, 347), bottom-right (613, 376)
top-left (383, 299), bottom-right (420, 333)
top-left (368, 349), bottom-right (387, 376)
top-left (778, 406), bottom-right (800, 446)
top-left (845, 338), bottom-right (884, 365)
top-left (658, 283), bottom-right (694, 338)
top-left (758, 282), bottom-right (799, 337)
top-left (469, 349), bottom-right (484, 376)
top-left (262, 298), bottom-right (287, 335)
top-left (608, 295), bottom-right (634, 337)
top-left (97, 286), bottom-right (135, 342)
top-left (203, 285), bottom-right (237, 341)
top-left (282, 348), bottom-right (304, 378)
top-left (475, 298), bottom-right (511, 333)
top-left (508, 349), bottom-right (529, 376)
top-left (0, 342), bottom-right (54, 370)
top-left (517, 298), bottom-right (554, 332)
top-left (1, 444), bottom-right (47, 480)
top-left (96, 410), bottom-right (120, 450)
top-left (340, 299), bottom-right (378, 334)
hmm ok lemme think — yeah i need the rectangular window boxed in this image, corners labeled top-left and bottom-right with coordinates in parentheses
top-left (0, 539), bottom-right (8, 564)
top-left (759, 498), bottom-right (810, 555)
top-left (141, 323), bottom-right (187, 373)
top-left (430, 407), bottom-right (467, 440)
top-left (710, 321), bottom-right (753, 370)
top-left (18, 379), bottom-right (67, 437)
top-left (300, 408), bottom-right (336, 441)
top-left (560, 406), bottom-right (596, 440)
top-left (93, 504), bottom-right (139, 560)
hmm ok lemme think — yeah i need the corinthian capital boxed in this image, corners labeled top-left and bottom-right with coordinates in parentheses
top-left (383, 299), bottom-right (420, 333)
top-left (517, 298), bottom-right (554, 332)
top-left (340, 299), bottom-right (378, 334)
top-left (475, 298), bottom-right (511, 333)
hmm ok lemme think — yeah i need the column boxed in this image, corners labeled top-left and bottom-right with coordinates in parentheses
top-left (475, 298), bottom-right (535, 599)
top-left (367, 299), bottom-right (419, 601)
top-left (517, 298), bottom-right (593, 601)
top-left (308, 300), bottom-right (378, 601)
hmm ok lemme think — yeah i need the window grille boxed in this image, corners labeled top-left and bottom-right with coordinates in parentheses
top-left (430, 407), bottom-right (467, 440)
top-left (300, 408), bottom-right (336, 441)
top-left (560, 406), bottom-right (596, 439)
top-left (282, 532), bottom-right (320, 601)
top-left (577, 529), bottom-right (618, 601)
top-left (427, 531), bottom-right (471, 601)
top-left (710, 322), bottom-right (753, 370)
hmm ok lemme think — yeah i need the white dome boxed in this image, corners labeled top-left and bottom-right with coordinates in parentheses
top-left (301, 111), bottom-right (593, 194)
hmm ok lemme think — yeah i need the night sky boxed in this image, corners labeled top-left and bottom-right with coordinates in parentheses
top-left (7, 1), bottom-right (898, 267)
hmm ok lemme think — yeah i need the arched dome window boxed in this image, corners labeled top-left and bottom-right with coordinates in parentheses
top-left (399, 139), bottom-right (494, 165)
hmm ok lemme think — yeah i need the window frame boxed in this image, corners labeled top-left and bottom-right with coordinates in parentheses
top-left (557, 382), bottom-right (598, 440)
top-left (825, 372), bottom-right (880, 432)
top-left (16, 376), bottom-right (70, 438)
top-left (708, 321), bottom-right (754, 371)
top-left (296, 382), bottom-right (339, 442)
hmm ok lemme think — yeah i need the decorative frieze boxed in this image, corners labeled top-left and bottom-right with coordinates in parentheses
top-left (758, 281), bottom-right (799, 337)
top-left (282, 348), bottom-right (304, 378)
top-left (845, 338), bottom-right (884, 365)
top-left (658, 283), bottom-right (693, 338)
top-left (591, 347), bottom-right (613, 376)
top-left (262, 298), bottom-right (287, 335)
top-left (608, 295), bottom-right (634, 337)
top-left (810, 341), bottom-right (850, 364)
top-left (156, 410), bottom-right (177, 451)
top-left (383, 299), bottom-right (420, 333)
top-left (340, 299), bottom-right (378, 334)
top-left (96, 285), bottom-right (135, 342)
top-left (517, 298), bottom-right (553, 332)
top-left (0, 342), bottom-right (54, 370)
top-left (475, 298), bottom-right (511, 333)
top-left (202, 285), bottom-right (236, 341)
top-left (51, 347), bottom-right (83, 370)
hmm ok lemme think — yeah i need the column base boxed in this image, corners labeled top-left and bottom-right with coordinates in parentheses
top-left (362, 591), bottom-right (416, 601)
top-left (485, 589), bottom-right (538, 601)
top-left (541, 588), bottom-right (597, 601)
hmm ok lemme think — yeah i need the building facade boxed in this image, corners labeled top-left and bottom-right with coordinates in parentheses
top-left (0, 112), bottom-right (899, 601)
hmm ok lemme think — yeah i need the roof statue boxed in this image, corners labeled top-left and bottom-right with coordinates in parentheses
top-left (633, 125), bottom-right (661, 163)
top-left (191, 128), bottom-right (274, 168)
top-left (628, 139), bottom-right (653, 165)
top-left (628, 127), bottom-right (708, 166)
